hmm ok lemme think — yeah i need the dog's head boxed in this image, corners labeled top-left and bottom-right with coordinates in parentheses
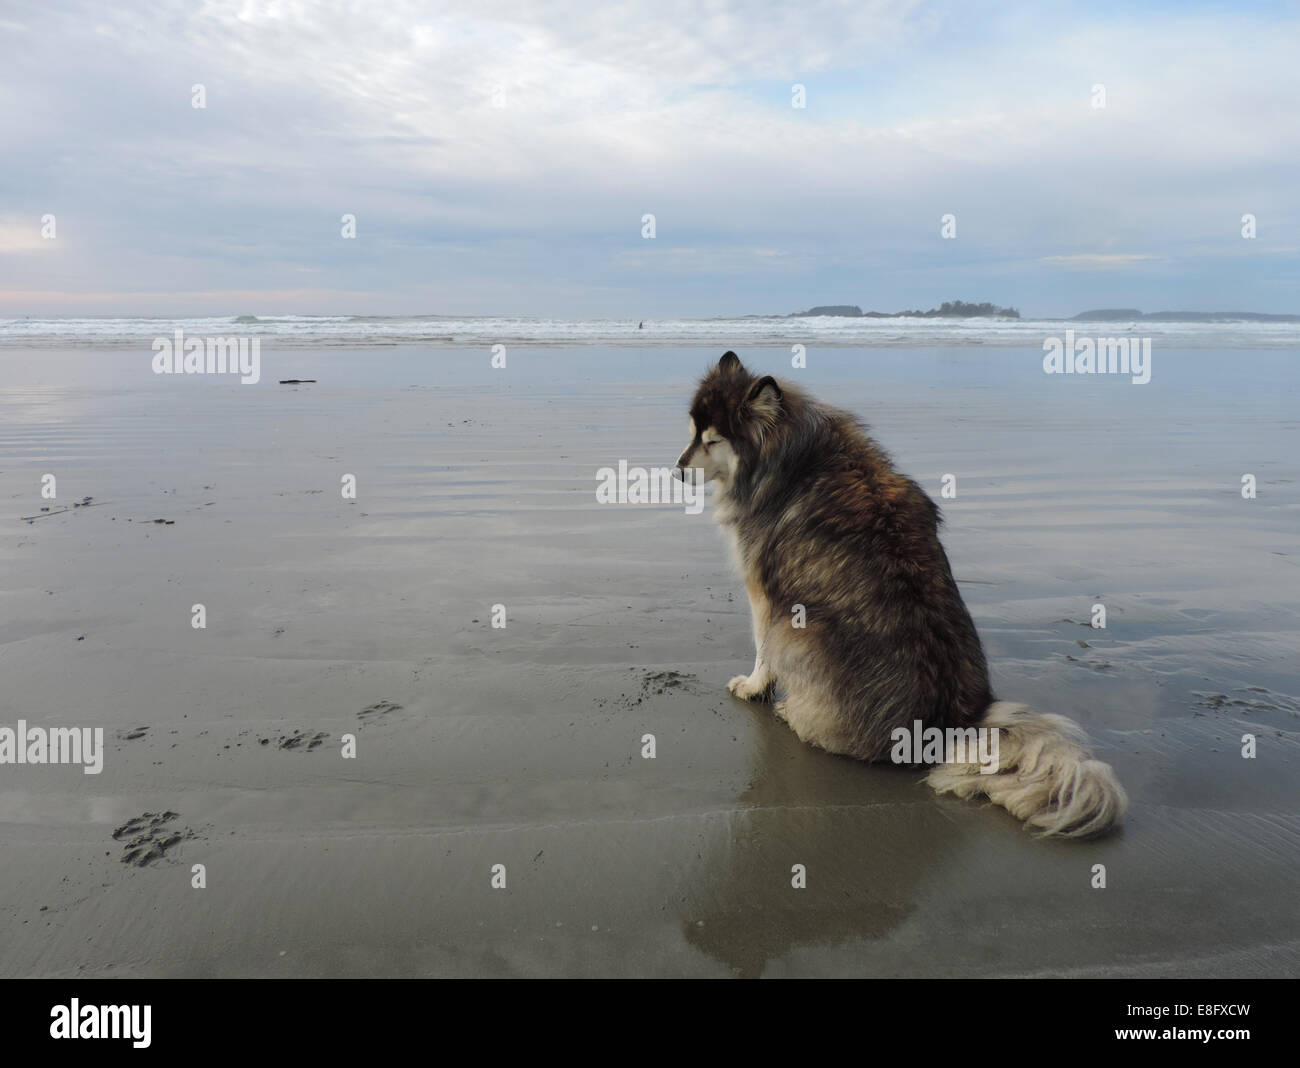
top-left (675, 351), bottom-right (782, 486)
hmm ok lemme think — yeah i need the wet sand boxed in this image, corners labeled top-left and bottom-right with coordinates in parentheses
top-left (1, 344), bottom-right (1297, 977)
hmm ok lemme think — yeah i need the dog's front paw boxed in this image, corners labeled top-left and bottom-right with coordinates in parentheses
top-left (728, 674), bottom-right (772, 701)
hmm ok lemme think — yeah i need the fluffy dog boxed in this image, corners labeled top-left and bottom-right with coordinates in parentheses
top-left (676, 351), bottom-right (1127, 838)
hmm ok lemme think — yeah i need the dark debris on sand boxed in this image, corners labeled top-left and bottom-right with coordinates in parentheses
top-left (359, 700), bottom-right (402, 721)
top-left (111, 811), bottom-right (198, 867)
top-left (268, 729), bottom-right (329, 751)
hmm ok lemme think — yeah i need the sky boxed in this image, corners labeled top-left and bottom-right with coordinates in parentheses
top-left (1, 0), bottom-right (1297, 318)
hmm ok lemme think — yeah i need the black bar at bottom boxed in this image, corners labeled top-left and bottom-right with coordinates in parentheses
top-left (0, 977), bottom-right (1288, 1055)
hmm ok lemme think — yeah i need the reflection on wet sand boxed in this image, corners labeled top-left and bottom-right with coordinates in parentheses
top-left (681, 705), bottom-right (968, 978)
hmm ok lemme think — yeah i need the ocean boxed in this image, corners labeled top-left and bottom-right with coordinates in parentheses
top-left (1, 314), bottom-right (1296, 349)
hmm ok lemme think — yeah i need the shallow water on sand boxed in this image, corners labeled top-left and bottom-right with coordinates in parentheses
top-left (0, 345), bottom-right (1296, 977)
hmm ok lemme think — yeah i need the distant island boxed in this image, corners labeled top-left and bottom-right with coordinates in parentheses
top-left (793, 305), bottom-right (866, 317)
top-left (1070, 309), bottom-right (1300, 323)
top-left (738, 303), bottom-right (1297, 322)
top-left (783, 300), bottom-right (1020, 319)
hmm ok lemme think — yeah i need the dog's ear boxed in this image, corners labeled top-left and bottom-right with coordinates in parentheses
top-left (745, 375), bottom-right (782, 427)
top-left (719, 351), bottom-right (743, 373)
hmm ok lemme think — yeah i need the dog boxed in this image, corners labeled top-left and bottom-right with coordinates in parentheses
top-left (675, 351), bottom-right (1127, 838)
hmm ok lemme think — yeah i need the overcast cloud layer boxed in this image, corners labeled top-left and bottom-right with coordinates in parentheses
top-left (1, 0), bottom-right (1297, 317)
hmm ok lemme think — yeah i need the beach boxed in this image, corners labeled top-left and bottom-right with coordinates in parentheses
top-left (1, 341), bottom-right (1297, 978)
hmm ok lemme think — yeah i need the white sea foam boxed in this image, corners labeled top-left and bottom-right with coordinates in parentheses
top-left (0, 314), bottom-right (1295, 348)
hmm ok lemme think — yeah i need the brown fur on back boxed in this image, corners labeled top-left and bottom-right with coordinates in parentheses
top-left (688, 354), bottom-right (994, 760)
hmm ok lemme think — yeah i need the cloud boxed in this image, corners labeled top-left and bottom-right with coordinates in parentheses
top-left (1038, 254), bottom-right (1160, 269)
top-left (1, 0), bottom-right (1297, 315)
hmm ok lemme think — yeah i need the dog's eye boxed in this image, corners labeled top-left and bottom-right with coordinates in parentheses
top-left (704, 437), bottom-right (721, 447)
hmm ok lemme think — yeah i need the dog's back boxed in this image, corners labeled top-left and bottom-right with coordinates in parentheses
top-left (721, 372), bottom-right (993, 760)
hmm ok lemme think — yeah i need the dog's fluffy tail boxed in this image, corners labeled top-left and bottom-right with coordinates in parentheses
top-left (926, 701), bottom-right (1127, 838)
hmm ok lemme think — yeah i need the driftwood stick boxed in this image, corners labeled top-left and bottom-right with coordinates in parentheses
top-left (19, 501), bottom-right (108, 522)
